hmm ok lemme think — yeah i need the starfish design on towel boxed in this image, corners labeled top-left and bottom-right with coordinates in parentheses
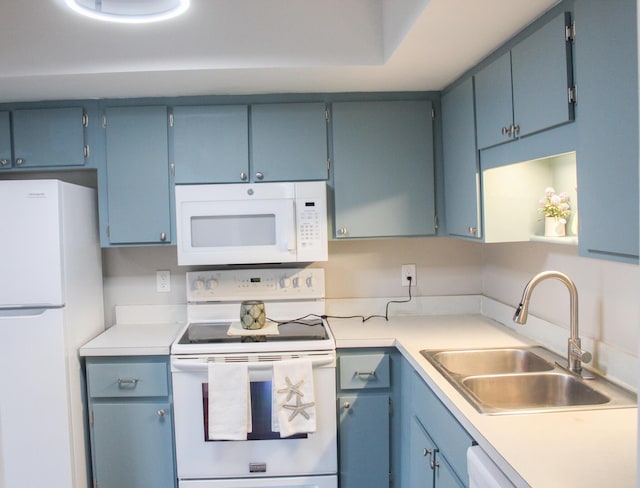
top-left (282, 395), bottom-right (315, 421)
top-left (277, 376), bottom-right (304, 401)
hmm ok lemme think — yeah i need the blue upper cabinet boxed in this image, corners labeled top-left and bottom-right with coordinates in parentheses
top-left (332, 100), bottom-right (436, 239)
top-left (11, 107), bottom-right (87, 168)
top-left (474, 52), bottom-right (513, 150)
top-left (442, 78), bottom-right (481, 239)
top-left (475, 12), bottom-right (574, 149)
top-left (173, 105), bottom-right (249, 184)
top-left (103, 106), bottom-right (172, 245)
top-left (250, 102), bottom-right (329, 182)
top-left (574, 0), bottom-right (638, 263)
top-left (0, 111), bottom-right (10, 169)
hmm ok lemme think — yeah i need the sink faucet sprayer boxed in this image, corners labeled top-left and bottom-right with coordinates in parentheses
top-left (513, 270), bottom-right (592, 376)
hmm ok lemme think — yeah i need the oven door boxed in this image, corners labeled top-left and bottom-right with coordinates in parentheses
top-left (171, 354), bottom-right (337, 481)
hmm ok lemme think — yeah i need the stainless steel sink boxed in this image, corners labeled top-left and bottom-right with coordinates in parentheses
top-left (420, 346), bottom-right (637, 414)
top-left (429, 348), bottom-right (554, 376)
top-left (462, 372), bottom-right (609, 411)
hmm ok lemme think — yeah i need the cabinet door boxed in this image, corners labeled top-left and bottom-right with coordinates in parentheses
top-left (511, 12), bottom-right (573, 139)
top-left (408, 416), bottom-right (436, 488)
top-left (251, 103), bottom-right (328, 182)
top-left (338, 393), bottom-right (390, 488)
top-left (474, 52), bottom-right (513, 149)
top-left (433, 452), bottom-right (465, 488)
top-left (442, 78), bottom-right (481, 239)
top-left (92, 401), bottom-right (175, 488)
top-left (104, 106), bottom-right (171, 245)
top-left (173, 105), bottom-right (249, 183)
top-left (332, 100), bottom-right (435, 238)
top-left (0, 111), bottom-right (10, 169)
top-left (574, 0), bottom-right (638, 262)
top-left (12, 107), bottom-right (86, 168)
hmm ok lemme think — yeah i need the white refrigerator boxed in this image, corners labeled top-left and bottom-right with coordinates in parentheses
top-left (0, 180), bottom-right (104, 488)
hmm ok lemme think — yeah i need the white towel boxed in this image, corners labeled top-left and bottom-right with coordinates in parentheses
top-left (272, 358), bottom-right (316, 438)
top-left (207, 361), bottom-right (251, 440)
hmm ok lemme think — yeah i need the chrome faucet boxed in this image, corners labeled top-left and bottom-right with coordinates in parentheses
top-left (513, 270), bottom-right (592, 375)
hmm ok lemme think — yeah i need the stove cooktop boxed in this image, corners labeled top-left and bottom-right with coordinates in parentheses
top-left (171, 317), bottom-right (335, 355)
top-left (177, 319), bottom-right (329, 345)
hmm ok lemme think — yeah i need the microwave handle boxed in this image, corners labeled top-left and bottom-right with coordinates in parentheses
top-left (281, 201), bottom-right (297, 252)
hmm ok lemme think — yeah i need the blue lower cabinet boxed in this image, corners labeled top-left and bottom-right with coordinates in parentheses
top-left (337, 349), bottom-right (398, 487)
top-left (92, 402), bottom-right (175, 488)
top-left (86, 356), bottom-right (176, 488)
top-left (338, 393), bottom-right (390, 487)
top-left (401, 358), bottom-right (474, 487)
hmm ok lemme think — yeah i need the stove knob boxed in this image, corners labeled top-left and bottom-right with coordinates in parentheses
top-left (206, 279), bottom-right (218, 290)
top-left (292, 277), bottom-right (300, 288)
top-left (306, 276), bottom-right (314, 288)
top-left (193, 279), bottom-right (205, 290)
top-left (279, 277), bottom-right (291, 288)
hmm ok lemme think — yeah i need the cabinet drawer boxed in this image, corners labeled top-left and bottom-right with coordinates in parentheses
top-left (339, 353), bottom-right (390, 390)
top-left (87, 361), bottom-right (168, 398)
top-left (412, 372), bottom-right (473, 480)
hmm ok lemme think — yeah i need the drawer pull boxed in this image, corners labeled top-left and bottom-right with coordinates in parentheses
top-left (157, 409), bottom-right (166, 417)
top-left (355, 370), bottom-right (376, 378)
top-left (117, 378), bottom-right (139, 388)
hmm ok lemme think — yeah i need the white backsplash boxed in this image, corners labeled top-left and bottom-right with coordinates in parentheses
top-left (101, 236), bottom-right (638, 389)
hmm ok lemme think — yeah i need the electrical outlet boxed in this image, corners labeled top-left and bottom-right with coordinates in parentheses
top-left (156, 270), bottom-right (171, 292)
top-left (401, 264), bottom-right (417, 287)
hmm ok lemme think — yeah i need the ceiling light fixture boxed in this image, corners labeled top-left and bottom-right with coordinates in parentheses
top-left (64, 0), bottom-right (190, 24)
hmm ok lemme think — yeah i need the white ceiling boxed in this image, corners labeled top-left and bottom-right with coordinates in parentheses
top-left (0, 0), bottom-right (559, 102)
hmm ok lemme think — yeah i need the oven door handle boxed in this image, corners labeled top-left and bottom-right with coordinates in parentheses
top-left (171, 355), bottom-right (335, 372)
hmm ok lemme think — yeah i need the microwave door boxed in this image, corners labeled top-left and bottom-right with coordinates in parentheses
top-left (179, 200), bottom-right (297, 265)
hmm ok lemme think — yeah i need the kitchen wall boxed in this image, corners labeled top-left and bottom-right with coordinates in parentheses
top-left (101, 238), bottom-right (638, 374)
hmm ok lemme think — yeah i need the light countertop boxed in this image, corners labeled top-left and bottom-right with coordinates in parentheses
top-left (78, 313), bottom-right (637, 487)
top-left (327, 314), bottom-right (638, 488)
top-left (79, 322), bottom-right (184, 356)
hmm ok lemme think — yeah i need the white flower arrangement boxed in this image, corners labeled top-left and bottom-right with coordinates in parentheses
top-left (538, 187), bottom-right (571, 223)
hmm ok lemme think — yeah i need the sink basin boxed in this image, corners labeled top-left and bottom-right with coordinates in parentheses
top-left (427, 348), bottom-right (554, 376)
top-left (420, 346), bottom-right (637, 414)
top-left (462, 372), bottom-right (609, 411)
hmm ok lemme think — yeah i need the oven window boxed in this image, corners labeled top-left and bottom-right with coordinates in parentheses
top-left (191, 214), bottom-right (276, 247)
top-left (202, 382), bottom-right (306, 441)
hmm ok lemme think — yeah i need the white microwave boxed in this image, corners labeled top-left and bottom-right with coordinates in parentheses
top-left (175, 181), bottom-right (328, 266)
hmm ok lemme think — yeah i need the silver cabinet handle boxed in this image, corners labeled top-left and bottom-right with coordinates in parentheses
top-left (0, 159), bottom-right (8, 167)
top-left (15, 158), bottom-right (24, 166)
top-left (240, 172), bottom-right (248, 181)
top-left (157, 409), bottom-right (166, 417)
top-left (160, 232), bottom-right (167, 241)
top-left (468, 226), bottom-right (477, 235)
top-left (255, 172), bottom-right (264, 180)
top-left (343, 401), bottom-right (351, 409)
top-left (422, 448), bottom-right (432, 457)
top-left (501, 126), bottom-right (510, 136)
top-left (117, 378), bottom-right (139, 388)
top-left (355, 370), bottom-right (376, 378)
top-left (337, 227), bottom-right (349, 237)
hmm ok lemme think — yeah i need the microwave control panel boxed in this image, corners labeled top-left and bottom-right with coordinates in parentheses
top-left (295, 194), bottom-right (328, 262)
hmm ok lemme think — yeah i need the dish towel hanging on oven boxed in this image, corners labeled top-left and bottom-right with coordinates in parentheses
top-left (207, 361), bottom-right (252, 440)
top-left (272, 358), bottom-right (316, 438)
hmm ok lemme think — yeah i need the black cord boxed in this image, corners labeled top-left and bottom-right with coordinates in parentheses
top-left (323, 276), bottom-right (414, 323)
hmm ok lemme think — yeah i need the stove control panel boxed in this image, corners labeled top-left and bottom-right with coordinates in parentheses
top-left (186, 268), bottom-right (325, 302)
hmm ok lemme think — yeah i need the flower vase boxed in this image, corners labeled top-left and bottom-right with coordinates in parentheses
top-left (544, 216), bottom-right (566, 237)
